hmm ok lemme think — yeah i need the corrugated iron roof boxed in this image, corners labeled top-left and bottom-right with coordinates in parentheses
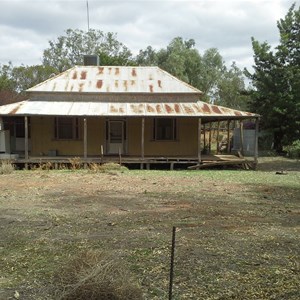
top-left (0, 100), bottom-right (258, 118)
top-left (27, 66), bottom-right (202, 94)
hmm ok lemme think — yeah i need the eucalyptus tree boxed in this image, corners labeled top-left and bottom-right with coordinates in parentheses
top-left (245, 3), bottom-right (300, 151)
top-left (136, 38), bottom-right (247, 107)
top-left (43, 28), bottom-right (134, 72)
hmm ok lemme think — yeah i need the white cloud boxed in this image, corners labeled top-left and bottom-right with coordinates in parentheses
top-left (0, 0), bottom-right (296, 70)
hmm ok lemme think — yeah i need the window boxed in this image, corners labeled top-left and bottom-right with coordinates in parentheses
top-left (153, 118), bottom-right (177, 140)
top-left (3, 117), bottom-right (30, 138)
top-left (55, 117), bottom-right (79, 140)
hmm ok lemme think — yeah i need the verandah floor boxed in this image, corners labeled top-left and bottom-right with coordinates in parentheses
top-left (6, 154), bottom-right (256, 170)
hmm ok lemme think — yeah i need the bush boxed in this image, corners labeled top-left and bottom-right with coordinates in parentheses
top-left (0, 160), bottom-right (15, 174)
top-left (52, 250), bottom-right (143, 300)
top-left (286, 140), bottom-right (300, 159)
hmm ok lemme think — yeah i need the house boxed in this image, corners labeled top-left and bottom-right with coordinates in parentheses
top-left (0, 60), bottom-right (259, 169)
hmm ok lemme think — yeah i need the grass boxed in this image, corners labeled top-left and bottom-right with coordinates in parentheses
top-left (0, 156), bottom-right (299, 299)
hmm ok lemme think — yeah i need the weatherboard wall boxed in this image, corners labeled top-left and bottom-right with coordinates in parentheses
top-left (29, 116), bottom-right (198, 157)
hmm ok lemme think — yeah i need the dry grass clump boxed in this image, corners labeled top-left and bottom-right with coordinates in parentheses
top-left (33, 161), bottom-right (53, 171)
top-left (0, 160), bottom-right (15, 174)
top-left (52, 250), bottom-right (143, 300)
top-left (68, 157), bottom-right (82, 170)
top-left (88, 162), bottom-right (128, 174)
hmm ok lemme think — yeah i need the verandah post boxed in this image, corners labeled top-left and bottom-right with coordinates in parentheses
top-left (83, 118), bottom-right (87, 168)
top-left (216, 120), bottom-right (220, 154)
top-left (141, 117), bottom-right (145, 169)
top-left (208, 122), bottom-right (212, 154)
top-left (24, 116), bottom-right (29, 169)
top-left (198, 118), bottom-right (202, 164)
top-left (239, 120), bottom-right (244, 156)
top-left (203, 123), bottom-right (206, 153)
top-left (254, 118), bottom-right (259, 168)
top-left (227, 120), bottom-right (231, 153)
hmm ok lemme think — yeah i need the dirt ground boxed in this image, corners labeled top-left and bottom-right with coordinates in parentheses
top-left (0, 157), bottom-right (299, 299)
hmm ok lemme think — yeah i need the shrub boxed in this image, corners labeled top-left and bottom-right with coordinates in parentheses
top-left (0, 160), bottom-right (15, 174)
top-left (286, 140), bottom-right (300, 159)
top-left (52, 250), bottom-right (143, 300)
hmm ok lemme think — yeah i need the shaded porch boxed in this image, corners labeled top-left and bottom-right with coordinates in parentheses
top-left (9, 153), bottom-right (255, 170)
top-left (0, 114), bottom-right (259, 170)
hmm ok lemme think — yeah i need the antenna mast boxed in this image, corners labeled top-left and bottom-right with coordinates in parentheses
top-left (86, 1), bottom-right (90, 31)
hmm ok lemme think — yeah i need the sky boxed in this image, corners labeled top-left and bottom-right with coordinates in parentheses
top-left (0, 0), bottom-right (296, 72)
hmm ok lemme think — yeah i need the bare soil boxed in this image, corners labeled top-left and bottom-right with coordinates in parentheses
top-left (0, 157), bottom-right (299, 299)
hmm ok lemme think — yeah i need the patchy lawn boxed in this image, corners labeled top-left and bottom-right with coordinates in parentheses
top-left (0, 157), bottom-right (299, 299)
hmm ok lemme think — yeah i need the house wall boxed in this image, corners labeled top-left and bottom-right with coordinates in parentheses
top-left (30, 116), bottom-right (198, 157)
top-left (127, 117), bottom-right (198, 156)
top-left (31, 116), bottom-right (81, 156)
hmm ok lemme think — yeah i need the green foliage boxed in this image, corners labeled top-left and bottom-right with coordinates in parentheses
top-left (136, 37), bottom-right (248, 108)
top-left (0, 63), bottom-right (57, 94)
top-left (246, 4), bottom-right (300, 152)
top-left (216, 62), bottom-right (250, 111)
top-left (1, 28), bottom-right (249, 111)
top-left (0, 63), bottom-right (14, 92)
top-left (11, 65), bottom-right (58, 93)
top-left (43, 29), bottom-right (134, 72)
top-left (286, 140), bottom-right (300, 158)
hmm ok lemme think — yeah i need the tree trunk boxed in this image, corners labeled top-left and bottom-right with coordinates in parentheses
top-left (273, 131), bottom-right (284, 153)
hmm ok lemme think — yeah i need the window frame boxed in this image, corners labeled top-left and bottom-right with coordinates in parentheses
top-left (153, 118), bottom-right (177, 141)
top-left (54, 117), bottom-right (80, 140)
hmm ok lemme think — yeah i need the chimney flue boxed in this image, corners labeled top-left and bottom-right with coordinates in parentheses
top-left (83, 55), bottom-right (99, 66)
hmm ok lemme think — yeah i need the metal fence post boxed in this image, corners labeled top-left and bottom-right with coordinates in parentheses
top-left (169, 226), bottom-right (176, 300)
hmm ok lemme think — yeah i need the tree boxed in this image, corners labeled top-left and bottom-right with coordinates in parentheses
top-left (0, 63), bottom-right (14, 92)
top-left (245, 3), bottom-right (300, 152)
top-left (216, 62), bottom-right (250, 111)
top-left (11, 65), bottom-right (58, 93)
top-left (43, 29), bottom-right (134, 72)
top-left (136, 38), bottom-right (248, 107)
top-left (0, 63), bottom-right (22, 104)
top-left (0, 63), bottom-right (57, 94)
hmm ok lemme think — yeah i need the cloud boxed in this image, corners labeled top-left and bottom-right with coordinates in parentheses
top-left (0, 0), bottom-right (296, 71)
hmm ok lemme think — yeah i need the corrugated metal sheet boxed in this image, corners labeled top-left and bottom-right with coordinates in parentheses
top-left (26, 66), bottom-right (202, 94)
top-left (0, 100), bottom-right (258, 118)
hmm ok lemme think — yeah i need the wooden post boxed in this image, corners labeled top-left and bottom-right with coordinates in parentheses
top-left (203, 123), bottom-right (206, 153)
top-left (254, 118), bottom-right (259, 167)
top-left (119, 147), bottom-right (122, 165)
top-left (227, 120), bottom-right (231, 153)
top-left (83, 118), bottom-right (87, 168)
top-left (100, 145), bottom-right (104, 161)
top-left (216, 121), bottom-right (220, 154)
top-left (24, 116), bottom-right (29, 169)
top-left (198, 118), bottom-right (202, 163)
top-left (239, 120), bottom-right (244, 156)
top-left (24, 116), bottom-right (29, 159)
top-left (141, 117), bottom-right (145, 160)
top-left (208, 122), bottom-right (212, 154)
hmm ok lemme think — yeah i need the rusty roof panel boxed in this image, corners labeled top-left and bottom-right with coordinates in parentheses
top-left (0, 100), bottom-right (259, 118)
top-left (27, 66), bottom-right (202, 94)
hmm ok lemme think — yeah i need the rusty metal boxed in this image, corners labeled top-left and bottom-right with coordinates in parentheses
top-left (0, 66), bottom-right (259, 118)
top-left (0, 100), bottom-right (259, 117)
top-left (26, 66), bottom-right (201, 94)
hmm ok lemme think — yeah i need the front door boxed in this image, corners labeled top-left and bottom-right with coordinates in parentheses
top-left (107, 120), bottom-right (126, 154)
